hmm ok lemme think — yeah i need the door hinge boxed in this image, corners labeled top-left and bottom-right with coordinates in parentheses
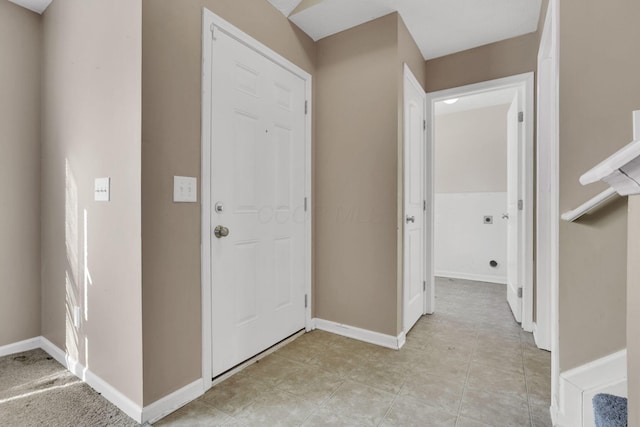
top-left (305, 100), bottom-right (308, 115)
top-left (518, 199), bottom-right (524, 211)
top-left (423, 200), bottom-right (426, 211)
top-left (304, 294), bottom-right (308, 308)
top-left (518, 111), bottom-right (524, 123)
top-left (517, 287), bottom-right (523, 298)
top-left (423, 119), bottom-right (427, 130)
top-left (211, 24), bottom-right (217, 40)
top-left (304, 197), bottom-right (308, 212)
top-left (423, 281), bottom-right (426, 291)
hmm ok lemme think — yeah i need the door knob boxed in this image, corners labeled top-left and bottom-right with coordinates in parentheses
top-left (214, 225), bottom-right (230, 238)
top-left (406, 216), bottom-right (415, 223)
top-left (502, 213), bottom-right (509, 219)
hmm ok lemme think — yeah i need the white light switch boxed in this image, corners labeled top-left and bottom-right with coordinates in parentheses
top-left (173, 176), bottom-right (197, 203)
top-left (94, 177), bottom-right (110, 201)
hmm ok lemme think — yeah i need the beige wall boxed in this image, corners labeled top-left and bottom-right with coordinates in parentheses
top-left (557, 0), bottom-right (640, 370)
top-left (42, 0), bottom-right (143, 405)
top-left (315, 14), bottom-right (399, 336)
top-left (0, 0), bottom-right (41, 346)
top-left (435, 105), bottom-right (509, 193)
top-left (628, 196), bottom-right (640, 426)
top-left (141, 0), bottom-right (316, 404)
top-left (424, 33), bottom-right (538, 93)
top-left (398, 16), bottom-right (427, 88)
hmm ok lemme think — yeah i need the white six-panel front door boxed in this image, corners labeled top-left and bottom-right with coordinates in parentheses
top-left (210, 29), bottom-right (306, 377)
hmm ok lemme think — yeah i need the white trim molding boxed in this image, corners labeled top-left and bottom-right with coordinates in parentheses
top-left (314, 318), bottom-right (405, 350)
top-left (39, 337), bottom-right (144, 423)
top-left (1, 336), bottom-right (211, 425)
top-left (435, 271), bottom-right (507, 285)
top-left (0, 337), bottom-right (41, 357)
top-left (553, 349), bottom-right (627, 427)
top-left (142, 379), bottom-right (204, 424)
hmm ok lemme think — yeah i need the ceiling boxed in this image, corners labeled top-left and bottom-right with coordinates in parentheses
top-left (8, 0), bottom-right (51, 14)
top-left (435, 88), bottom-right (516, 116)
top-left (269, 0), bottom-right (542, 60)
top-left (10, 0), bottom-right (541, 61)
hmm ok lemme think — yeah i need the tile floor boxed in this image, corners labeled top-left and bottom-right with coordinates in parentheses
top-left (156, 278), bottom-right (552, 427)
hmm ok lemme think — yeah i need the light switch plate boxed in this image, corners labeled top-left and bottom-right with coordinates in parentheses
top-left (94, 177), bottom-right (110, 202)
top-left (174, 176), bottom-right (197, 203)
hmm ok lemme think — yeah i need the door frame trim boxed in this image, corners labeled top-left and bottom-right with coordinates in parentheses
top-left (402, 64), bottom-right (428, 333)
top-left (425, 72), bottom-right (535, 331)
top-left (200, 8), bottom-right (313, 392)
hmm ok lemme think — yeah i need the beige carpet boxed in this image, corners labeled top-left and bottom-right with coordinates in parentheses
top-left (0, 348), bottom-right (138, 427)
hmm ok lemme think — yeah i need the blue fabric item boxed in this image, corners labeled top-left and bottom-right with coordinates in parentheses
top-left (593, 393), bottom-right (627, 427)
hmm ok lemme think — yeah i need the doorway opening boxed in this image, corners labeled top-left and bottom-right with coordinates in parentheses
top-left (425, 73), bottom-right (535, 333)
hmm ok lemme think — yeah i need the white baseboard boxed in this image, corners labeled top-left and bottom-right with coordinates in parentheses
top-left (435, 271), bottom-right (507, 285)
top-left (39, 337), bottom-right (143, 423)
top-left (533, 322), bottom-right (552, 351)
top-left (313, 318), bottom-right (404, 350)
top-left (39, 336), bottom-right (66, 365)
top-left (551, 404), bottom-right (560, 426)
top-left (142, 379), bottom-right (204, 424)
top-left (397, 331), bottom-right (406, 349)
top-left (2, 336), bottom-right (212, 425)
top-left (556, 349), bottom-right (627, 427)
top-left (0, 337), bottom-right (41, 357)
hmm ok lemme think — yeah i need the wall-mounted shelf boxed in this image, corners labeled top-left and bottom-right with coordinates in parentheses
top-left (561, 188), bottom-right (618, 222)
top-left (562, 111), bottom-right (640, 222)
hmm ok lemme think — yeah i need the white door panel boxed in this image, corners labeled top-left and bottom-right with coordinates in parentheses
top-left (210, 29), bottom-right (306, 377)
top-left (403, 69), bottom-right (426, 333)
top-left (506, 95), bottom-right (521, 322)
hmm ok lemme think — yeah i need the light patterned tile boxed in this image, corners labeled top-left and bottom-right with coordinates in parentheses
top-left (240, 354), bottom-right (306, 387)
top-left (320, 380), bottom-right (395, 426)
top-left (154, 400), bottom-right (233, 426)
top-left (400, 372), bottom-right (465, 414)
top-left (531, 403), bottom-right (553, 427)
top-left (302, 407), bottom-right (369, 427)
top-left (455, 416), bottom-right (493, 426)
top-left (200, 374), bottom-right (271, 415)
top-left (466, 363), bottom-right (528, 399)
top-left (459, 387), bottom-right (530, 427)
top-left (275, 364), bottom-right (344, 406)
top-left (380, 395), bottom-right (456, 427)
top-left (233, 388), bottom-right (316, 427)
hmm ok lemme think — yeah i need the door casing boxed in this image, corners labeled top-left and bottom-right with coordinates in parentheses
top-left (201, 8), bottom-right (313, 392)
top-left (536, 0), bottom-right (560, 418)
top-left (402, 64), bottom-right (428, 334)
top-left (425, 72), bottom-right (535, 332)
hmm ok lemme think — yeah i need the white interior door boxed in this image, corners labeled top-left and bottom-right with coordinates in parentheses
top-left (506, 94), bottom-right (522, 322)
top-left (210, 28), bottom-right (306, 377)
top-left (403, 67), bottom-right (426, 333)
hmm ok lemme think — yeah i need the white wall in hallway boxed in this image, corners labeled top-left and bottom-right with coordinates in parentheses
top-left (434, 192), bottom-right (508, 284)
top-left (434, 104), bottom-right (509, 284)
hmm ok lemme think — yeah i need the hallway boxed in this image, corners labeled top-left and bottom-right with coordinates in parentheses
top-left (158, 278), bottom-right (552, 426)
